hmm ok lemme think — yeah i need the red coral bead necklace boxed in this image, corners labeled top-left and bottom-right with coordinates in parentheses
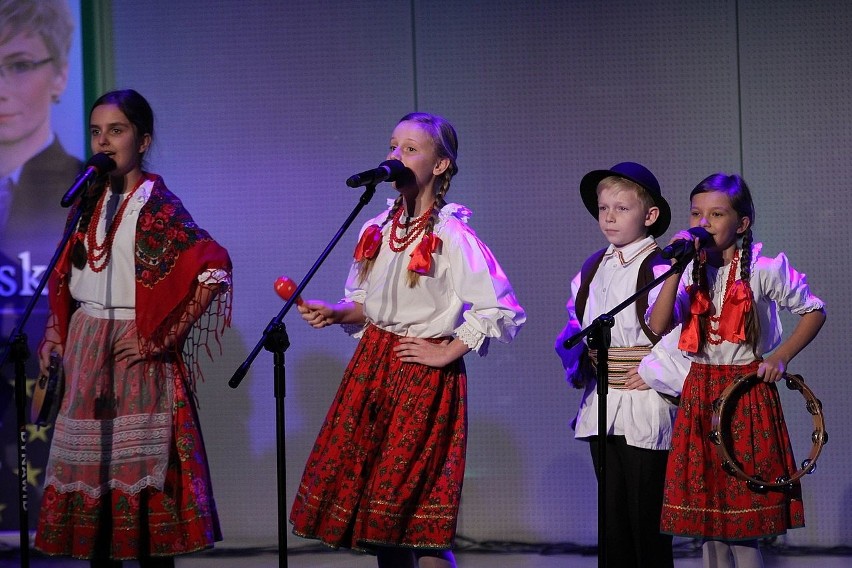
top-left (86, 174), bottom-right (148, 272)
top-left (388, 206), bottom-right (432, 252)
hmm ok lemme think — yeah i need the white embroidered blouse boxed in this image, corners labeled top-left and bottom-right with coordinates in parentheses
top-left (343, 201), bottom-right (525, 354)
top-left (663, 243), bottom-right (825, 365)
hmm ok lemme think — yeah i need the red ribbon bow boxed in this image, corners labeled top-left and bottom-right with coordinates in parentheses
top-left (714, 280), bottom-right (752, 342)
top-left (407, 233), bottom-right (441, 275)
top-left (678, 284), bottom-right (711, 353)
top-left (54, 232), bottom-right (83, 279)
top-left (353, 224), bottom-right (383, 261)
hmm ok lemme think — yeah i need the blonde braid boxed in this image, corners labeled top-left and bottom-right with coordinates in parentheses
top-left (362, 111), bottom-right (458, 288)
top-left (405, 174), bottom-right (451, 287)
top-left (357, 196), bottom-right (404, 283)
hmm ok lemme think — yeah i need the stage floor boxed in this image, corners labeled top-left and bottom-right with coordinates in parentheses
top-left (5, 546), bottom-right (852, 568)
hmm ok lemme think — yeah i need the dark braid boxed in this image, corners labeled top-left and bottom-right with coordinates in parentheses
top-left (738, 227), bottom-right (761, 355)
top-left (690, 253), bottom-right (709, 353)
top-left (739, 227), bottom-right (753, 282)
top-left (687, 172), bottom-right (758, 356)
top-left (69, 180), bottom-right (107, 269)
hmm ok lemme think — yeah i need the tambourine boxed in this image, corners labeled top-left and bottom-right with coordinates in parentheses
top-left (709, 372), bottom-right (827, 493)
top-left (31, 352), bottom-right (64, 428)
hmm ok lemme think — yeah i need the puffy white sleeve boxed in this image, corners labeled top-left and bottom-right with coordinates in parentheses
top-left (343, 261), bottom-right (367, 305)
top-left (343, 210), bottom-right (391, 306)
top-left (645, 263), bottom-right (693, 333)
top-left (637, 325), bottom-right (690, 397)
top-left (198, 268), bottom-right (231, 288)
top-left (757, 252), bottom-right (825, 315)
top-left (340, 216), bottom-right (383, 337)
top-left (554, 271), bottom-right (587, 386)
top-left (445, 221), bottom-right (525, 354)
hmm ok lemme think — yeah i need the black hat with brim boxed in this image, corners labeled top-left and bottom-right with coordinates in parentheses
top-left (579, 161), bottom-right (671, 238)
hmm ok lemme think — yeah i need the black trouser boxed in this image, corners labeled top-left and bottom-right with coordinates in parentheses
top-left (589, 435), bottom-right (673, 568)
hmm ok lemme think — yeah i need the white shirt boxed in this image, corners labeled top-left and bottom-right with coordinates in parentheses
top-left (344, 202), bottom-right (525, 354)
top-left (555, 236), bottom-right (689, 450)
top-left (70, 178), bottom-right (154, 320)
top-left (665, 243), bottom-right (825, 365)
top-left (69, 178), bottom-right (229, 320)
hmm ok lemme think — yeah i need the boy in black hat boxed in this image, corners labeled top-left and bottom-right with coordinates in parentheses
top-left (555, 162), bottom-right (689, 568)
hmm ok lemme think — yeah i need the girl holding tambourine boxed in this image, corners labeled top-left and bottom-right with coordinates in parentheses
top-left (648, 173), bottom-right (826, 568)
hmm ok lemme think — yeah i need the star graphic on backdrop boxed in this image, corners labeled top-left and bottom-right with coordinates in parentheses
top-left (27, 462), bottom-right (43, 488)
top-left (13, 461), bottom-right (44, 489)
top-left (5, 375), bottom-right (37, 395)
top-left (3, 376), bottom-right (38, 413)
top-left (27, 423), bottom-right (51, 444)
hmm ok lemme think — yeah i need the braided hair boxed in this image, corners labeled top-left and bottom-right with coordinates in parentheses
top-left (357, 112), bottom-right (459, 287)
top-left (689, 173), bottom-right (760, 354)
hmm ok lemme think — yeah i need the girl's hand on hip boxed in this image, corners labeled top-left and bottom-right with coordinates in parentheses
top-left (394, 337), bottom-right (454, 368)
top-left (114, 332), bottom-right (146, 366)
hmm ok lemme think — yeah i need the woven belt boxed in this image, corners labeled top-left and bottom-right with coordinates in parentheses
top-left (587, 346), bottom-right (651, 389)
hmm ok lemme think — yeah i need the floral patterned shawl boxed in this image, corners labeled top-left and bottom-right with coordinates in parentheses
top-left (49, 174), bottom-right (232, 380)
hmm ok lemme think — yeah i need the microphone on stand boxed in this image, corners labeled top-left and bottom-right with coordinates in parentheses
top-left (346, 160), bottom-right (408, 188)
top-left (661, 227), bottom-right (713, 260)
top-left (60, 153), bottom-right (116, 207)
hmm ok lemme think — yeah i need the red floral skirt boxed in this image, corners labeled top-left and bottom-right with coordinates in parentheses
top-left (290, 325), bottom-right (467, 551)
top-left (660, 361), bottom-right (804, 540)
top-left (34, 312), bottom-right (221, 559)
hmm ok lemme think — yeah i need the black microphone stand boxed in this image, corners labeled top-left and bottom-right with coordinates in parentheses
top-left (0, 204), bottom-right (85, 568)
top-left (563, 249), bottom-right (694, 568)
top-left (228, 182), bottom-right (379, 568)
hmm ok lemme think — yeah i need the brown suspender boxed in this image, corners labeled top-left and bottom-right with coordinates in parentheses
top-left (574, 247), bottom-right (666, 346)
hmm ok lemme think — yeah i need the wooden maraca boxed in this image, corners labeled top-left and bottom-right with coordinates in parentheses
top-left (273, 275), bottom-right (304, 306)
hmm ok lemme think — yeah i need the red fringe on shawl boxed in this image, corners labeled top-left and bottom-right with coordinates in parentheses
top-left (48, 175), bottom-right (232, 382)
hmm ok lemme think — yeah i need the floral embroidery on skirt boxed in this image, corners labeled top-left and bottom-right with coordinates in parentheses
top-left (661, 361), bottom-right (804, 540)
top-left (35, 310), bottom-right (221, 559)
top-left (290, 325), bottom-right (467, 551)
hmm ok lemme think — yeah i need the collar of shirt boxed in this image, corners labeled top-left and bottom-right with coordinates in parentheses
top-left (602, 236), bottom-right (657, 267)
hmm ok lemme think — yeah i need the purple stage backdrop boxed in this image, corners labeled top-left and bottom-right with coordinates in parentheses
top-left (2, 0), bottom-right (850, 552)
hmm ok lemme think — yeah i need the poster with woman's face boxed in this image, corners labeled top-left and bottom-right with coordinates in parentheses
top-left (0, 0), bottom-right (84, 531)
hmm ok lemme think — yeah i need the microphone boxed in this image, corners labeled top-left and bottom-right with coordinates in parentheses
top-left (274, 275), bottom-right (304, 306)
top-left (60, 153), bottom-right (116, 207)
top-left (346, 160), bottom-right (408, 188)
top-left (661, 227), bottom-right (713, 260)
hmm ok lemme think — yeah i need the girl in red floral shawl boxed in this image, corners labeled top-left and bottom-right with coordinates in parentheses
top-left (34, 90), bottom-right (231, 568)
top-left (649, 173), bottom-right (825, 568)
